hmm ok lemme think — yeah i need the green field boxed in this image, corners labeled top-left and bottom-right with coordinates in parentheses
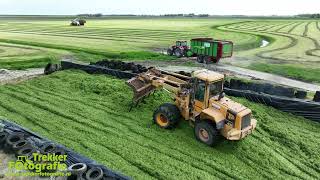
top-left (0, 17), bottom-right (257, 69)
top-left (0, 70), bottom-right (319, 179)
top-left (0, 16), bottom-right (319, 83)
top-left (219, 20), bottom-right (320, 83)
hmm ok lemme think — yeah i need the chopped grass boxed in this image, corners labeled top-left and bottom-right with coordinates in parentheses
top-left (0, 70), bottom-right (319, 179)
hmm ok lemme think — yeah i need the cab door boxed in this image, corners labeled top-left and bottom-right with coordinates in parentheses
top-left (194, 80), bottom-right (206, 112)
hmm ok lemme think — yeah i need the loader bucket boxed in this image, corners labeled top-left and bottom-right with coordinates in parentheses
top-left (126, 77), bottom-right (156, 103)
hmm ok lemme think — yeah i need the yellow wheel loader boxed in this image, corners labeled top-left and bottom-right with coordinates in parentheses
top-left (127, 68), bottom-right (257, 146)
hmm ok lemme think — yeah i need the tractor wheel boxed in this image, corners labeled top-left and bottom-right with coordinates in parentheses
top-left (153, 103), bottom-right (181, 129)
top-left (167, 48), bottom-right (173, 56)
top-left (203, 56), bottom-right (212, 64)
top-left (194, 121), bottom-right (220, 146)
top-left (213, 58), bottom-right (220, 63)
top-left (196, 55), bottom-right (204, 63)
top-left (174, 48), bottom-right (183, 58)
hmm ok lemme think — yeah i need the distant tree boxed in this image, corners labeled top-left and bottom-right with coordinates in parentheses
top-left (297, 13), bottom-right (320, 18)
top-left (198, 14), bottom-right (209, 17)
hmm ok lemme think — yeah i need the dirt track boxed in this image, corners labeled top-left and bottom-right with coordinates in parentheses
top-left (134, 59), bottom-right (320, 91)
top-left (0, 68), bottom-right (43, 85)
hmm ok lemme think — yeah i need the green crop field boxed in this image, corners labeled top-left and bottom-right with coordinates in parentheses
top-left (0, 70), bottom-right (319, 179)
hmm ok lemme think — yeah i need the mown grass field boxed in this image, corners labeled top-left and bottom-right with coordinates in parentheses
top-left (0, 16), bottom-right (257, 69)
top-left (1, 16), bottom-right (319, 83)
top-left (219, 20), bottom-right (320, 83)
top-left (0, 16), bottom-right (320, 79)
top-left (0, 70), bottom-right (319, 179)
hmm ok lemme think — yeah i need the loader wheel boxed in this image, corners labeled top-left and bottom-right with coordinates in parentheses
top-left (167, 48), bottom-right (173, 56)
top-left (174, 48), bottom-right (183, 58)
top-left (196, 55), bottom-right (204, 63)
top-left (153, 103), bottom-right (181, 129)
top-left (195, 121), bottom-right (220, 146)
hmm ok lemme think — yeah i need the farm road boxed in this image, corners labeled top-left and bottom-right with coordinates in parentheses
top-left (0, 68), bottom-right (43, 85)
top-left (217, 64), bottom-right (320, 91)
top-left (135, 60), bottom-right (320, 91)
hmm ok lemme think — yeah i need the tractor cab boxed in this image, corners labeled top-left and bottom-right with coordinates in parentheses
top-left (176, 41), bottom-right (188, 47)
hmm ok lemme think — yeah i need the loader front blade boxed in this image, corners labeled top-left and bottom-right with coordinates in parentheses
top-left (126, 77), bottom-right (156, 104)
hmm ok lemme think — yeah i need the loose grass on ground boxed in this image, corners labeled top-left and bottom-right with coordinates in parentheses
top-left (0, 70), bottom-right (319, 179)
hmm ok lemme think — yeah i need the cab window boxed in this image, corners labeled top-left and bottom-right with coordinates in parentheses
top-left (209, 81), bottom-right (223, 97)
top-left (195, 80), bottom-right (206, 101)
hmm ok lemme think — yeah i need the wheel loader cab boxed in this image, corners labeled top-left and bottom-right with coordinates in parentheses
top-left (192, 70), bottom-right (225, 112)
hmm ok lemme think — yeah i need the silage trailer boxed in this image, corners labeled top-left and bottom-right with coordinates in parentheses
top-left (167, 38), bottom-right (233, 63)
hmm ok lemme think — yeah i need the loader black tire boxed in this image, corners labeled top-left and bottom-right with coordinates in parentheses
top-left (167, 48), bottom-right (173, 56)
top-left (153, 103), bottom-right (181, 129)
top-left (196, 55), bottom-right (204, 63)
top-left (174, 48), bottom-right (183, 58)
top-left (195, 121), bottom-right (220, 146)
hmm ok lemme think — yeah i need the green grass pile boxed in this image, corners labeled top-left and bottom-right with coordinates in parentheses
top-left (0, 70), bottom-right (319, 179)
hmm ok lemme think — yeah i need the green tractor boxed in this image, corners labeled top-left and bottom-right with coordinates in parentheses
top-left (167, 38), bottom-right (233, 64)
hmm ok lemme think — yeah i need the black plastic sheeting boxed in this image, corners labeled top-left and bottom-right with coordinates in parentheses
top-left (314, 91), bottom-right (320, 102)
top-left (90, 60), bottom-right (148, 74)
top-left (224, 88), bottom-right (320, 122)
top-left (0, 119), bottom-right (130, 180)
top-left (61, 61), bottom-right (137, 79)
top-left (228, 79), bottom-right (305, 99)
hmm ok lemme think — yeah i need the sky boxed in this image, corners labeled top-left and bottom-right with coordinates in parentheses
top-left (0, 0), bottom-right (319, 16)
